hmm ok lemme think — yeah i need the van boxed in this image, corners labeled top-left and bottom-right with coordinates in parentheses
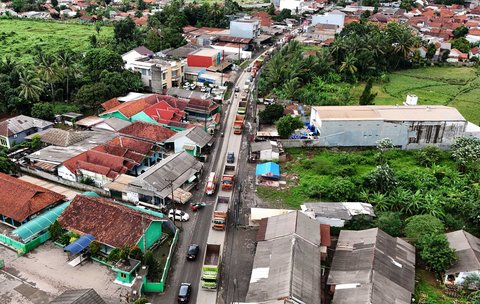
top-left (205, 172), bottom-right (217, 195)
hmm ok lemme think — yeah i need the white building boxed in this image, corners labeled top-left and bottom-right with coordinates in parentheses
top-left (309, 105), bottom-right (469, 149)
top-left (279, 0), bottom-right (302, 13)
top-left (311, 10), bottom-right (346, 29)
top-left (230, 17), bottom-right (260, 39)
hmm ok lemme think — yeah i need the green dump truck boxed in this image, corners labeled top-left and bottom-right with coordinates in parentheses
top-left (201, 244), bottom-right (221, 290)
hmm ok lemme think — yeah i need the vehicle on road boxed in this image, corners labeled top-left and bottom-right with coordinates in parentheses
top-left (191, 202), bottom-right (206, 212)
top-left (238, 99), bottom-right (247, 115)
top-left (201, 244), bottom-right (221, 289)
top-left (168, 209), bottom-right (190, 222)
top-left (205, 172), bottom-right (217, 195)
top-left (212, 197), bottom-right (228, 230)
top-left (243, 80), bottom-right (250, 92)
top-left (227, 151), bottom-right (235, 163)
top-left (178, 283), bottom-right (192, 303)
top-left (234, 86), bottom-right (240, 92)
top-left (221, 164), bottom-right (235, 191)
top-left (189, 83), bottom-right (196, 90)
top-left (233, 115), bottom-right (245, 135)
top-left (187, 244), bottom-right (200, 261)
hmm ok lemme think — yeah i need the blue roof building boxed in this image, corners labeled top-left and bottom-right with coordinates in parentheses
top-left (255, 162), bottom-right (280, 180)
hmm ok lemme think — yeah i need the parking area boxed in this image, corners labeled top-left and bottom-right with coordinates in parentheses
top-left (0, 242), bottom-right (127, 304)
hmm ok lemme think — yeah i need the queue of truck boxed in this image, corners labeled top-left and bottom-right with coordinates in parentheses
top-left (212, 196), bottom-right (229, 231)
top-left (201, 244), bottom-right (221, 290)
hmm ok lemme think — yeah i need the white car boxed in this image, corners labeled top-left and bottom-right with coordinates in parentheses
top-left (168, 209), bottom-right (190, 222)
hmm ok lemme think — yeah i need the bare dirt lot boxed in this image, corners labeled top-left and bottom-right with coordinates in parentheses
top-left (0, 242), bottom-right (127, 304)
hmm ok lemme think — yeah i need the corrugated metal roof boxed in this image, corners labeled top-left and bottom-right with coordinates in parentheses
top-left (49, 289), bottom-right (106, 304)
top-left (446, 230), bottom-right (480, 274)
top-left (302, 202), bottom-right (375, 221)
top-left (328, 228), bottom-right (416, 304)
top-left (166, 126), bottom-right (212, 148)
top-left (0, 115), bottom-right (53, 137)
top-left (128, 151), bottom-right (203, 198)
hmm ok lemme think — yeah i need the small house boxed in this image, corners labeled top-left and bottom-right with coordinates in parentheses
top-left (0, 115), bottom-right (53, 148)
top-left (301, 202), bottom-right (375, 227)
top-left (250, 141), bottom-right (280, 162)
top-left (165, 126), bottom-right (213, 157)
top-left (255, 162), bottom-right (280, 180)
top-left (445, 230), bottom-right (480, 286)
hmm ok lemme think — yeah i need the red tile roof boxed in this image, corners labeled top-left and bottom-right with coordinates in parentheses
top-left (143, 100), bottom-right (186, 124)
top-left (0, 173), bottom-right (65, 222)
top-left (119, 121), bottom-right (176, 143)
top-left (251, 11), bottom-right (273, 26)
top-left (320, 224), bottom-right (331, 247)
top-left (101, 97), bottom-right (157, 118)
top-left (58, 195), bottom-right (163, 248)
top-left (469, 28), bottom-right (480, 36)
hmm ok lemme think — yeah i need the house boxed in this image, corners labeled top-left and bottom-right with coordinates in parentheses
top-left (60, 112), bottom-right (83, 126)
top-left (49, 289), bottom-right (106, 304)
top-left (248, 208), bottom-right (294, 226)
top-left (448, 48), bottom-right (469, 62)
top-left (469, 46), bottom-right (480, 59)
top-left (119, 121), bottom-right (176, 146)
top-left (250, 141), bottom-right (280, 161)
top-left (58, 194), bottom-right (167, 285)
top-left (301, 202), bottom-right (375, 227)
top-left (92, 117), bottom-right (133, 132)
top-left (327, 228), bottom-right (416, 304)
top-left (0, 115), bottom-right (53, 148)
top-left (187, 48), bottom-right (224, 68)
top-left (309, 105), bottom-right (469, 149)
top-left (122, 46), bottom-right (155, 67)
top-left (230, 16), bottom-right (260, 39)
top-left (165, 126), bottom-right (213, 157)
top-left (0, 173), bottom-right (66, 227)
top-left (255, 162), bottom-right (280, 180)
top-left (58, 136), bottom-right (160, 186)
top-left (138, 100), bottom-right (187, 126)
top-left (124, 56), bottom-right (186, 91)
top-left (99, 96), bottom-right (157, 121)
top-left (126, 151), bottom-right (203, 207)
top-left (26, 130), bottom-right (118, 174)
top-left (245, 211), bottom-right (325, 304)
top-left (445, 230), bottom-right (480, 286)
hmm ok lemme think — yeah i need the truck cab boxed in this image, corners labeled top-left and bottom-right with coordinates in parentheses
top-left (205, 172), bottom-right (216, 195)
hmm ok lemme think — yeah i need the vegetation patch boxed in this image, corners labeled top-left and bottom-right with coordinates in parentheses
top-left (0, 19), bottom-right (113, 63)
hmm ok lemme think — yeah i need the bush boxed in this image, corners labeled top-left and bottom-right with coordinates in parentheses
top-left (364, 164), bottom-right (398, 194)
top-left (376, 212), bottom-right (403, 237)
top-left (59, 233), bottom-right (70, 246)
top-left (48, 220), bottom-right (63, 242)
top-left (417, 233), bottom-right (456, 274)
top-left (107, 248), bottom-right (121, 262)
top-left (416, 145), bottom-right (442, 167)
top-left (89, 241), bottom-right (100, 255)
top-left (404, 214), bottom-right (444, 242)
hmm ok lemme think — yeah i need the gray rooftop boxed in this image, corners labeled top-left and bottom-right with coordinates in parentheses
top-left (247, 211), bottom-right (322, 304)
top-left (302, 202), bottom-right (375, 220)
top-left (250, 141), bottom-right (279, 153)
top-left (167, 87), bottom-right (208, 100)
top-left (328, 228), bottom-right (416, 304)
top-left (93, 117), bottom-right (132, 132)
top-left (0, 115), bottom-right (53, 137)
top-left (27, 131), bottom-right (118, 164)
top-left (28, 129), bottom-right (91, 147)
top-left (128, 151), bottom-right (203, 198)
top-left (49, 289), bottom-right (106, 304)
top-left (165, 126), bottom-right (212, 148)
top-left (446, 230), bottom-right (480, 274)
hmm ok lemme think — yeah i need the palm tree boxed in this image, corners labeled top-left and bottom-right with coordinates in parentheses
top-left (339, 53), bottom-right (358, 80)
top-left (281, 77), bottom-right (300, 100)
top-left (18, 70), bottom-right (44, 102)
top-left (37, 54), bottom-right (60, 101)
top-left (57, 50), bottom-right (77, 101)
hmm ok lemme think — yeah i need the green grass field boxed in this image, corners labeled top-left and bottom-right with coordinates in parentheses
top-left (0, 19), bottom-right (113, 63)
top-left (350, 66), bottom-right (480, 123)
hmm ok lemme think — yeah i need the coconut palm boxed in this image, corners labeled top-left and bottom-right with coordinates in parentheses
top-left (18, 70), bottom-right (44, 102)
top-left (57, 50), bottom-right (78, 101)
top-left (36, 54), bottom-right (60, 101)
top-left (339, 53), bottom-right (358, 80)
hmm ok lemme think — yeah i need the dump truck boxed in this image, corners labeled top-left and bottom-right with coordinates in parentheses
top-left (201, 244), bottom-right (221, 290)
top-left (237, 99), bottom-right (247, 115)
top-left (243, 79), bottom-right (250, 92)
top-left (212, 196), bottom-right (229, 230)
top-left (205, 172), bottom-right (216, 195)
top-left (221, 165), bottom-right (235, 191)
top-left (233, 115), bottom-right (245, 134)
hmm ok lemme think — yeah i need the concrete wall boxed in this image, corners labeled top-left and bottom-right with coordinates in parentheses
top-left (136, 221), bottom-right (163, 252)
top-left (312, 12), bottom-right (345, 27)
top-left (21, 167), bottom-right (110, 196)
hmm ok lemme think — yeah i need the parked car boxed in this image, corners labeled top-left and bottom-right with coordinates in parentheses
top-left (187, 244), bottom-right (200, 260)
top-left (178, 283), bottom-right (192, 303)
top-left (227, 151), bottom-right (235, 164)
top-left (234, 86), bottom-right (240, 92)
top-left (189, 83), bottom-right (196, 90)
top-left (168, 209), bottom-right (190, 222)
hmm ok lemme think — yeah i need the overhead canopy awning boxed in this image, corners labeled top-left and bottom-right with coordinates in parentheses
top-left (64, 234), bottom-right (95, 255)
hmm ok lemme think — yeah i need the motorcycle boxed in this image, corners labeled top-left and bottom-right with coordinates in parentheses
top-left (191, 202), bottom-right (206, 212)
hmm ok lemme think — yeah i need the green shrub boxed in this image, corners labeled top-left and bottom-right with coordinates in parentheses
top-left (404, 215), bottom-right (444, 242)
top-left (376, 212), bottom-right (403, 237)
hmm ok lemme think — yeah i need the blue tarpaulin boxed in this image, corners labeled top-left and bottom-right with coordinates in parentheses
top-left (255, 162), bottom-right (280, 179)
top-left (64, 234), bottom-right (95, 255)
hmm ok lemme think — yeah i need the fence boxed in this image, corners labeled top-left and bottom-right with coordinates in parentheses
top-left (143, 229), bottom-right (180, 293)
top-left (278, 139), bottom-right (323, 148)
top-left (0, 231), bottom-right (50, 255)
top-left (20, 167), bottom-right (110, 196)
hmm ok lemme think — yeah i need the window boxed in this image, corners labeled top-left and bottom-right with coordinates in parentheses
top-left (162, 72), bottom-right (167, 80)
top-left (0, 137), bottom-right (7, 147)
top-left (120, 273), bottom-right (127, 279)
